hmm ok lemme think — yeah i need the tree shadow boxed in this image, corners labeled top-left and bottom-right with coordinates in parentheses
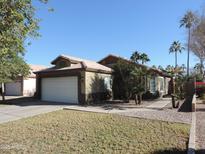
top-left (196, 149), bottom-right (205, 154)
top-left (178, 97), bottom-right (192, 112)
top-left (87, 74), bottom-right (111, 103)
top-left (153, 148), bottom-right (187, 154)
top-left (0, 97), bottom-right (71, 106)
top-left (196, 108), bottom-right (205, 112)
top-left (153, 146), bottom-right (205, 154)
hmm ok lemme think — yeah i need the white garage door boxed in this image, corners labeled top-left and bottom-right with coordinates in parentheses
top-left (41, 77), bottom-right (78, 104)
top-left (5, 82), bottom-right (22, 96)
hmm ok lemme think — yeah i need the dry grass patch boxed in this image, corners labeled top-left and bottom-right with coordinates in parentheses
top-left (0, 110), bottom-right (189, 154)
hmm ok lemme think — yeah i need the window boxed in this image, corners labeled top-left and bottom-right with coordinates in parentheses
top-left (57, 60), bottom-right (69, 68)
top-left (104, 76), bottom-right (112, 90)
top-left (150, 77), bottom-right (156, 93)
top-left (159, 77), bottom-right (164, 91)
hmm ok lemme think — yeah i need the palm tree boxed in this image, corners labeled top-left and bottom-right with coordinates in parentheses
top-left (180, 11), bottom-right (197, 76)
top-left (158, 65), bottom-right (164, 71)
top-left (169, 41), bottom-right (184, 68)
top-left (140, 53), bottom-right (150, 64)
top-left (194, 63), bottom-right (204, 74)
top-left (130, 51), bottom-right (141, 63)
top-left (181, 64), bottom-right (186, 72)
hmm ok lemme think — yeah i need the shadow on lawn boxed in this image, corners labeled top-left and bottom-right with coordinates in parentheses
top-left (153, 148), bottom-right (205, 154)
top-left (196, 149), bottom-right (205, 154)
top-left (0, 97), bottom-right (70, 106)
top-left (153, 148), bottom-right (187, 154)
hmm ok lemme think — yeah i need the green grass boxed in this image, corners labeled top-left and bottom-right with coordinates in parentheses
top-left (0, 110), bottom-right (190, 154)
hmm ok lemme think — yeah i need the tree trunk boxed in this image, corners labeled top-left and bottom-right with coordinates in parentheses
top-left (171, 95), bottom-right (176, 108)
top-left (138, 93), bottom-right (142, 105)
top-left (200, 58), bottom-right (204, 75)
top-left (134, 94), bottom-right (138, 105)
top-left (1, 83), bottom-right (5, 102)
top-left (187, 28), bottom-right (191, 77)
top-left (175, 51), bottom-right (177, 68)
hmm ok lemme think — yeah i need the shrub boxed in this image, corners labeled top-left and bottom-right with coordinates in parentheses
top-left (195, 82), bottom-right (205, 97)
top-left (142, 90), bottom-right (160, 100)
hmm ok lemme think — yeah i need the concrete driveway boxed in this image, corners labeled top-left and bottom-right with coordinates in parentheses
top-left (0, 97), bottom-right (68, 124)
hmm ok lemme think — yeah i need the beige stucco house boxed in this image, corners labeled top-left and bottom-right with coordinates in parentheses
top-left (35, 55), bottom-right (112, 104)
top-left (98, 54), bottom-right (172, 97)
top-left (4, 65), bottom-right (46, 96)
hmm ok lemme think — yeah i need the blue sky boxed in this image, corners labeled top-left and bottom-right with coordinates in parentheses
top-left (25, 0), bottom-right (205, 68)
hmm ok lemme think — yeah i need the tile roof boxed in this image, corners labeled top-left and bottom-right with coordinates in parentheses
top-left (29, 64), bottom-right (47, 77)
top-left (98, 54), bottom-right (172, 78)
top-left (36, 55), bottom-right (112, 74)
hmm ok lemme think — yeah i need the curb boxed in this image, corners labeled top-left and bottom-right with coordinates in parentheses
top-left (187, 111), bottom-right (196, 154)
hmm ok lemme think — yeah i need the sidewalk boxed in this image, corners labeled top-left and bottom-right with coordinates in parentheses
top-left (64, 98), bottom-right (192, 124)
top-left (146, 98), bottom-right (170, 109)
top-left (196, 103), bottom-right (205, 153)
top-left (64, 98), bottom-right (171, 114)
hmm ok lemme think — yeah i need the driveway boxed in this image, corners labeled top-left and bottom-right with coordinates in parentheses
top-left (0, 97), bottom-right (68, 124)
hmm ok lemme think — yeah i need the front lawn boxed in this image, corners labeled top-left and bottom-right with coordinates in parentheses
top-left (0, 110), bottom-right (189, 153)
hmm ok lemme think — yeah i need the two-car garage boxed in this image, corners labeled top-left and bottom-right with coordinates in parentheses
top-left (41, 77), bottom-right (79, 104)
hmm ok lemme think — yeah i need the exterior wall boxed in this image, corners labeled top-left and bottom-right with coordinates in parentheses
top-left (36, 70), bottom-right (112, 104)
top-left (23, 78), bottom-right (36, 96)
top-left (85, 71), bottom-right (112, 102)
top-left (4, 77), bottom-right (36, 97)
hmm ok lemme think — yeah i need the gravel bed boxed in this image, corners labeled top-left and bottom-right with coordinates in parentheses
top-left (118, 102), bottom-right (192, 124)
top-left (93, 99), bottom-right (156, 109)
top-left (196, 103), bottom-right (205, 151)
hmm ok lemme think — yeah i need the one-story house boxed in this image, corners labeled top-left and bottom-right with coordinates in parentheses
top-left (98, 54), bottom-right (172, 97)
top-left (4, 65), bottom-right (47, 96)
top-left (35, 55), bottom-right (112, 104)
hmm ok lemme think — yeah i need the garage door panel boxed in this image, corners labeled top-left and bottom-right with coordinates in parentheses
top-left (41, 77), bottom-right (78, 104)
top-left (5, 82), bottom-right (22, 96)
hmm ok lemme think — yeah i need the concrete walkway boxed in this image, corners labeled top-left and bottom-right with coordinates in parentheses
top-left (196, 103), bottom-right (205, 153)
top-left (146, 98), bottom-right (171, 109)
top-left (63, 102), bottom-right (161, 114)
top-left (64, 98), bottom-right (171, 113)
top-left (0, 103), bottom-right (65, 124)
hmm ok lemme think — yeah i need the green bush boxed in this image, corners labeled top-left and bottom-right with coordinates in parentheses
top-left (142, 91), bottom-right (160, 100)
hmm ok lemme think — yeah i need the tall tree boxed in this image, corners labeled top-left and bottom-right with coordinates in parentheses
top-left (130, 51), bottom-right (150, 64)
top-left (140, 53), bottom-right (150, 64)
top-left (190, 15), bottom-right (205, 76)
top-left (158, 65), bottom-right (164, 71)
top-left (194, 63), bottom-right (203, 74)
top-left (152, 65), bottom-right (157, 69)
top-left (180, 11), bottom-right (197, 76)
top-left (169, 41), bottom-right (184, 68)
top-left (181, 64), bottom-right (186, 72)
top-left (130, 51), bottom-right (141, 63)
top-left (0, 0), bottom-right (48, 101)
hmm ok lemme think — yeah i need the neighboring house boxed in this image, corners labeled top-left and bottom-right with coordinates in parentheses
top-left (4, 65), bottom-right (47, 96)
top-left (98, 54), bottom-right (172, 96)
top-left (35, 55), bottom-right (112, 104)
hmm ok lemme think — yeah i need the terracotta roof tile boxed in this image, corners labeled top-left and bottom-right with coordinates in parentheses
top-left (36, 55), bottom-right (112, 74)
